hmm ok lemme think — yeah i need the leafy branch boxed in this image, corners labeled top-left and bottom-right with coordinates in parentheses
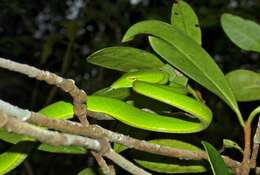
top-left (0, 57), bottom-right (256, 175)
top-left (0, 1), bottom-right (260, 174)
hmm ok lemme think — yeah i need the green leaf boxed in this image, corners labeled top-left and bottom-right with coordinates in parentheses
top-left (122, 21), bottom-right (243, 126)
top-left (133, 139), bottom-right (207, 174)
top-left (202, 141), bottom-right (231, 175)
top-left (171, 0), bottom-right (201, 44)
top-left (87, 46), bottom-right (164, 72)
top-left (223, 139), bottom-right (243, 153)
top-left (160, 64), bottom-right (189, 86)
top-left (77, 168), bottom-right (96, 175)
top-left (0, 128), bottom-right (32, 144)
top-left (225, 69), bottom-right (260, 102)
top-left (221, 14), bottom-right (260, 53)
top-left (113, 143), bottom-right (128, 153)
top-left (149, 35), bottom-right (243, 124)
top-left (0, 141), bottom-right (35, 175)
top-left (171, 75), bottom-right (188, 87)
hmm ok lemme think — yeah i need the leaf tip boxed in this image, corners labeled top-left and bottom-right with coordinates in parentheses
top-left (121, 35), bottom-right (134, 43)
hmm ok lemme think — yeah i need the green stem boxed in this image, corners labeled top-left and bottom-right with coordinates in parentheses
top-left (236, 111), bottom-right (245, 127)
top-left (248, 106), bottom-right (260, 124)
top-left (187, 85), bottom-right (204, 102)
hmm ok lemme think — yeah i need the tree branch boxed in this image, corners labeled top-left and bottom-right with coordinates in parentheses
top-left (29, 112), bottom-right (240, 169)
top-left (0, 99), bottom-right (240, 170)
top-left (0, 57), bottom-right (88, 125)
top-left (0, 111), bottom-right (151, 175)
top-left (104, 149), bottom-right (152, 175)
top-left (0, 111), bottom-right (101, 151)
top-left (91, 151), bottom-right (114, 175)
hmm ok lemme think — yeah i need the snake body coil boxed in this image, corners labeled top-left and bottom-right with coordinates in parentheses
top-left (88, 70), bottom-right (212, 133)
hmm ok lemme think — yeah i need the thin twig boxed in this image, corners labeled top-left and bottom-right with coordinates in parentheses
top-left (0, 57), bottom-right (88, 125)
top-left (108, 164), bottom-right (116, 175)
top-left (91, 151), bottom-right (113, 175)
top-left (104, 149), bottom-right (152, 175)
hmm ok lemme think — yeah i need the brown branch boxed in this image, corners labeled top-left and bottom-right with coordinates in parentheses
top-left (0, 111), bottom-right (150, 175)
top-left (0, 111), bottom-right (101, 151)
top-left (0, 57), bottom-right (88, 125)
top-left (108, 164), bottom-right (116, 175)
top-left (91, 151), bottom-right (114, 175)
top-left (104, 149), bottom-right (152, 175)
top-left (240, 121), bottom-right (252, 175)
top-left (27, 112), bottom-right (241, 169)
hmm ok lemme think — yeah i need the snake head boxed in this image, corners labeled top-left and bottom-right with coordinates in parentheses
top-left (111, 70), bottom-right (169, 89)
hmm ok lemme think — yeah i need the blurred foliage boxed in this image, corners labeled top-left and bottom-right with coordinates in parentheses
top-left (0, 0), bottom-right (260, 174)
top-left (0, 0), bottom-right (260, 108)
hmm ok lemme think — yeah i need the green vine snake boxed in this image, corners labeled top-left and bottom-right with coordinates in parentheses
top-left (0, 70), bottom-right (212, 174)
top-left (88, 70), bottom-right (213, 133)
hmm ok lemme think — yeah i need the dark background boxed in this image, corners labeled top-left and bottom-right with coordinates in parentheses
top-left (0, 0), bottom-right (259, 174)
